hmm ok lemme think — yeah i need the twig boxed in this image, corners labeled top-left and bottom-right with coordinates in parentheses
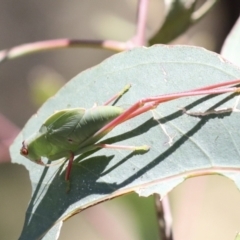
top-left (130, 0), bottom-right (149, 47)
top-left (154, 194), bottom-right (173, 240)
top-left (0, 0), bottom-right (151, 64)
top-left (0, 39), bottom-right (129, 63)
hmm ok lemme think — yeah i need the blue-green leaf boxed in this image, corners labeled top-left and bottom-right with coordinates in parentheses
top-left (11, 45), bottom-right (240, 239)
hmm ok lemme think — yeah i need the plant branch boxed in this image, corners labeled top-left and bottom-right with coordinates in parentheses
top-left (0, 39), bottom-right (129, 63)
top-left (0, 1), bottom-right (151, 64)
top-left (129, 0), bottom-right (149, 47)
top-left (155, 194), bottom-right (173, 240)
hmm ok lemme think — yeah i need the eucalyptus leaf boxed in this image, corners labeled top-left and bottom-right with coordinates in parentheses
top-left (149, 0), bottom-right (219, 44)
top-left (11, 45), bottom-right (240, 239)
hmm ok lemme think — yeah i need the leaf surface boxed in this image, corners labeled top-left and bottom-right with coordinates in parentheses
top-left (10, 45), bottom-right (240, 239)
top-left (149, 0), bottom-right (196, 44)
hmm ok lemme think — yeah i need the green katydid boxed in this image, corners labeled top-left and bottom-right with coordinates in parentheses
top-left (20, 79), bottom-right (240, 183)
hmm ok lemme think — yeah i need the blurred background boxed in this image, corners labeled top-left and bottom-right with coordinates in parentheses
top-left (0, 0), bottom-right (240, 239)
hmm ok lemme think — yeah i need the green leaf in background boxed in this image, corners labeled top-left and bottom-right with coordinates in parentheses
top-left (28, 66), bottom-right (66, 107)
top-left (235, 232), bottom-right (240, 240)
top-left (10, 45), bottom-right (240, 239)
top-left (149, 0), bottom-right (219, 44)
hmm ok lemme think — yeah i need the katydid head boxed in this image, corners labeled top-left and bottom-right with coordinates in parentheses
top-left (20, 127), bottom-right (54, 166)
top-left (20, 141), bottom-right (45, 165)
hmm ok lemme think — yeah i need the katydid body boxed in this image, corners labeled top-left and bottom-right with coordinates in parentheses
top-left (20, 79), bottom-right (240, 182)
top-left (21, 106), bottom-right (124, 162)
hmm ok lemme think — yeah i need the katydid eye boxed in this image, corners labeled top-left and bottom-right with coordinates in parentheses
top-left (20, 147), bottom-right (28, 156)
top-left (20, 141), bottom-right (28, 156)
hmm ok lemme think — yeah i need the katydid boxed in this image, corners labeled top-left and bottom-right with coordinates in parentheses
top-left (20, 79), bottom-right (240, 183)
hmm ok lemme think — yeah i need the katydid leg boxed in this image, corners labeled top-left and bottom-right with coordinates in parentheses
top-left (103, 84), bottom-right (131, 106)
top-left (92, 86), bottom-right (240, 140)
top-left (97, 143), bottom-right (149, 151)
top-left (189, 79), bottom-right (240, 92)
top-left (65, 152), bottom-right (74, 182)
top-left (64, 143), bottom-right (148, 186)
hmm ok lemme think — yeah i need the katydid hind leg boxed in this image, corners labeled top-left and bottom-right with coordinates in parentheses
top-left (92, 84), bottom-right (240, 140)
top-left (65, 152), bottom-right (74, 181)
top-left (65, 152), bottom-right (74, 192)
top-left (97, 143), bottom-right (149, 152)
top-left (190, 79), bottom-right (240, 92)
top-left (103, 84), bottom-right (131, 106)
